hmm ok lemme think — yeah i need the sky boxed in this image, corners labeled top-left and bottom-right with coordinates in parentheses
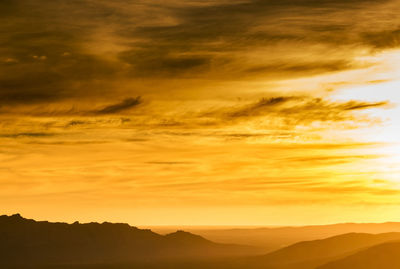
top-left (1, 0), bottom-right (400, 226)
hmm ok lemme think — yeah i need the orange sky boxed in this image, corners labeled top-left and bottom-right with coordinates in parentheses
top-left (1, 0), bottom-right (400, 225)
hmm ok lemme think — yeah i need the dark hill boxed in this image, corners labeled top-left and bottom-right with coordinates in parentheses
top-left (0, 214), bottom-right (256, 267)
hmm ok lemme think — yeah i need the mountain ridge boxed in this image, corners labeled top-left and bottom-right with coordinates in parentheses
top-left (0, 214), bottom-right (258, 266)
top-left (317, 241), bottom-right (400, 269)
top-left (248, 231), bottom-right (400, 269)
top-left (174, 221), bottom-right (400, 251)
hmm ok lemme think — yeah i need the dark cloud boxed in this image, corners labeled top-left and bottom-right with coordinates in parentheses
top-left (0, 97), bottom-right (143, 117)
top-left (121, 0), bottom-right (396, 78)
top-left (146, 161), bottom-right (194, 165)
top-left (361, 28), bottom-right (400, 49)
top-left (25, 140), bottom-right (109, 145)
top-left (131, 0), bottom-right (389, 44)
top-left (0, 0), bottom-right (399, 109)
top-left (119, 50), bottom-right (212, 76)
top-left (65, 120), bottom-right (87, 127)
top-left (211, 96), bottom-right (390, 125)
top-left (282, 154), bottom-right (381, 166)
top-left (228, 97), bottom-right (300, 118)
top-left (0, 132), bottom-right (55, 138)
top-left (244, 60), bottom-right (356, 77)
top-left (94, 97), bottom-right (142, 115)
top-left (139, 96), bottom-right (390, 131)
top-left (0, 34), bottom-right (119, 106)
top-left (339, 101), bottom-right (389, 110)
top-left (0, 0), bottom-right (123, 106)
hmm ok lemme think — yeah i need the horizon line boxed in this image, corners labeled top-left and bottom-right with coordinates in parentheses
top-left (4, 213), bottom-right (400, 229)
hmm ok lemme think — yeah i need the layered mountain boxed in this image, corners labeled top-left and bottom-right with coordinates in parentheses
top-left (317, 241), bottom-right (400, 269)
top-left (249, 232), bottom-right (400, 269)
top-left (4, 214), bottom-right (400, 269)
top-left (0, 214), bottom-right (256, 267)
top-left (172, 222), bottom-right (400, 251)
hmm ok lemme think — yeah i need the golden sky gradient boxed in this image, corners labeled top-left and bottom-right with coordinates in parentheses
top-left (1, 0), bottom-right (400, 225)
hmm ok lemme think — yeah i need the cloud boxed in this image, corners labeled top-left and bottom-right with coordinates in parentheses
top-left (1, 0), bottom-right (399, 111)
top-left (361, 28), bottom-right (400, 49)
top-left (94, 97), bottom-right (142, 115)
top-left (0, 29), bottom-right (120, 106)
top-left (244, 60), bottom-right (358, 77)
top-left (339, 100), bottom-right (389, 111)
top-left (197, 96), bottom-right (390, 129)
top-left (118, 0), bottom-right (398, 79)
top-left (0, 132), bottom-right (55, 138)
top-left (65, 120), bottom-right (87, 127)
top-left (119, 50), bottom-right (212, 77)
top-left (146, 161), bottom-right (194, 165)
top-left (0, 0), bottom-right (124, 106)
top-left (226, 96), bottom-right (301, 118)
top-left (281, 154), bottom-right (382, 166)
top-left (0, 97), bottom-right (144, 117)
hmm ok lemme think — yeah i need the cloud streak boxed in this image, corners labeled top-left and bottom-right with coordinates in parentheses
top-left (94, 97), bottom-right (142, 115)
top-left (199, 96), bottom-right (391, 128)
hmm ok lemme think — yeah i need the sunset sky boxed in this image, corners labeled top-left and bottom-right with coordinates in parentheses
top-left (1, 0), bottom-right (400, 226)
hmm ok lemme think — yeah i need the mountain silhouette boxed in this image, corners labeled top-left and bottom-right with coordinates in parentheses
top-left (175, 222), bottom-right (400, 251)
top-left (317, 241), bottom-right (400, 269)
top-left (0, 214), bottom-right (256, 267)
top-left (4, 214), bottom-right (400, 269)
top-left (249, 232), bottom-right (400, 269)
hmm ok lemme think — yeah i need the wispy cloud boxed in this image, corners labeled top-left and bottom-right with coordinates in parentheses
top-left (93, 97), bottom-right (142, 115)
top-left (201, 96), bottom-right (390, 128)
top-left (0, 132), bottom-right (55, 138)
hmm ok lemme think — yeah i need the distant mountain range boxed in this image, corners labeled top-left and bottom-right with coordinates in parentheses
top-left (0, 214), bottom-right (256, 267)
top-left (161, 221), bottom-right (400, 251)
top-left (250, 232), bottom-right (400, 269)
top-left (2, 214), bottom-right (400, 269)
top-left (317, 241), bottom-right (400, 269)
